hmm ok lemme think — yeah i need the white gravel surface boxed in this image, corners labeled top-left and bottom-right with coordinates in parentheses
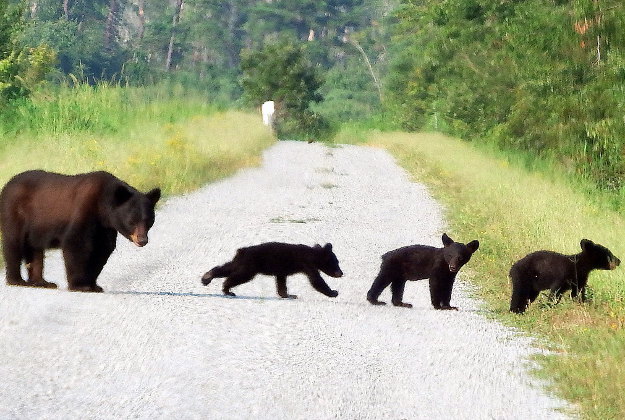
top-left (0, 141), bottom-right (572, 419)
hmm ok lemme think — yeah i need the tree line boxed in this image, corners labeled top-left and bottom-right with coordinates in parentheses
top-left (388, 0), bottom-right (625, 194)
top-left (1, 0), bottom-right (393, 138)
top-left (3, 1), bottom-right (388, 101)
top-left (2, 0), bottom-right (624, 196)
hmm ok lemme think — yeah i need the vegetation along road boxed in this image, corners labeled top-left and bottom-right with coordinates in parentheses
top-left (0, 141), bottom-right (570, 419)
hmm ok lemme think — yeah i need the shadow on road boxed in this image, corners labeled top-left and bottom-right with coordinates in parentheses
top-left (108, 289), bottom-right (284, 301)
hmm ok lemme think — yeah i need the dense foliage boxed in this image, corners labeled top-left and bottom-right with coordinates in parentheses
top-left (12, 0), bottom-right (389, 103)
top-left (241, 40), bottom-right (329, 139)
top-left (0, 0), bottom-right (392, 137)
top-left (387, 0), bottom-right (625, 195)
top-left (0, 0), bottom-right (54, 104)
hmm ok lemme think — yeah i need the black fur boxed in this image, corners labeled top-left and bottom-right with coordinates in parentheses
top-left (201, 242), bottom-right (343, 298)
top-left (367, 233), bottom-right (479, 309)
top-left (0, 170), bottom-right (160, 292)
top-left (509, 239), bottom-right (620, 313)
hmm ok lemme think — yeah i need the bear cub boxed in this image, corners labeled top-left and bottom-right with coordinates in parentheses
top-left (201, 242), bottom-right (343, 299)
top-left (367, 233), bottom-right (479, 309)
top-left (509, 239), bottom-right (620, 313)
top-left (0, 170), bottom-right (161, 292)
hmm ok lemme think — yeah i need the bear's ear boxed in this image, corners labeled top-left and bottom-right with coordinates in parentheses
top-left (324, 243), bottom-right (333, 251)
top-left (580, 239), bottom-right (594, 251)
top-left (146, 188), bottom-right (161, 206)
top-left (314, 244), bottom-right (322, 249)
top-left (467, 240), bottom-right (479, 253)
top-left (442, 233), bottom-right (454, 247)
top-left (113, 185), bottom-right (133, 207)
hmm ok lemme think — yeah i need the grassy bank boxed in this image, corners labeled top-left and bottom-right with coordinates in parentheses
top-left (0, 82), bottom-right (275, 194)
top-left (0, 110), bottom-right (275, 195)
top-left (337, 129), bottom-right (625, 419)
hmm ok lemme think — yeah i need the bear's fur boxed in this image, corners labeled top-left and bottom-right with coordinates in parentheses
top-left (509, 239), bottom-right (620, 313)
top-left (367, 233), bottom-right (479, 309)
top-left (201, 242), bottom-right (343, 298)
top-left (0, 170), bottom-right (161, 292)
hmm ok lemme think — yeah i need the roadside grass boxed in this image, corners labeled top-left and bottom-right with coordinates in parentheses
top-left (337, 130), bottom-right (625, 419)
top-left (0, 110), bottom-right (275, 195)
top-left (0, 82), bottom-right (215, 138)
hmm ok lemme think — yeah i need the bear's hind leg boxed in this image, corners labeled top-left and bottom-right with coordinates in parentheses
top-left (222, 270), bottom-right (255, 297)
top-left (391, 279), bottom-right (412, 308)
top-left (366, 268), bottom-right (394, 305)
top-left (3, 238), bottom-right (27, 286)
top-left (276, 275), bottom-right (297, 299)
top-left (202, 262), bottom-right (235, 286)
top-left (26, 249), bottom-right (57, 289)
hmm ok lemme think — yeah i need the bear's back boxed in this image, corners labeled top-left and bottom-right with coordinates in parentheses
top-left (0, 170), bottom-right (121, 227)
top-left (236, 242), bottom-right (315, 276)
top-left (510, 250), bottom-right (574, 287)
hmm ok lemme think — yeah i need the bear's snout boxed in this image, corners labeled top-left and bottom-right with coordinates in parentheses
top-left (130, 234), bottom-right (148, 247)
top-left (610, 257), bottom-right (621, 270)
top-left (129, 225), bottom-right (148, 247)
top-left (449, 264), bottom-right (459, 273)
top-left (333, 270), bottom-right (344, 277)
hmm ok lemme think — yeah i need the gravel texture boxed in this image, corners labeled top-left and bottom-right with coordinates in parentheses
top-left (0, 141), bottom-right (571, 419)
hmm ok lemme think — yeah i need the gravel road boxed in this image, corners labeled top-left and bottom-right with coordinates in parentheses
top-left (0, 141), bottom-right (571, 419)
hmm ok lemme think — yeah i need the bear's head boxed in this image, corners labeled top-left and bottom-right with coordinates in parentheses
top-left (110, 185), bottom-right (161, 247)
top-left (580, 239), bottom-right (621, 270)
top-left (314, 243), bottom-right (344, 278)
top-left (441, 233), bottom-right (479, 273)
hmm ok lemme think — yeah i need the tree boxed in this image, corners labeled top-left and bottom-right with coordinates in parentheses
top-left (241, 40), bottom-right (329, 140)
top-left (385, 0), bottom-right (625, 191)
top-left (0, 0), bottom-right (55, 103)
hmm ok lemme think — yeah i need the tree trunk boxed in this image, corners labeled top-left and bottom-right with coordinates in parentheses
top-left (137, 0), bottom-right (145, 40)
top-left (104, 0), bottom-right (119, 51)
top-left (63, 0), bottom-right (69, 19)
top-left (225, 0), bottom-right (239, 69)
top-left (166, 0), bottom-right (184, 71)
top-left (350, 38), bottom-right (383, 103)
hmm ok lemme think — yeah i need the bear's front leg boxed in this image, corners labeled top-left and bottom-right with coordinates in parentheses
top-left (436, 304), bottom-right (459, 311)
top-left (276, 275), bottom-right (297, 299)
top-left (366, 270), bottom-right (395, 305)
top-left (306, 270), bottom-right (338, 297)
top-left (391, 279), bottom-right (412, 308)
top-left (430, 276), bottom-right (458, 310)
top-left (571, 282), bottom-right (589, 303)
top-left (63, 237), bottom-right (112, 293)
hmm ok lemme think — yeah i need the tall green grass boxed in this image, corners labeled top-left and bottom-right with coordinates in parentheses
top-left (0, 110), bottom-right (274, 195)
top-left (0, 81), bottom-right (217, 138)
top-left (338, 130), bottom-right (625, 419)
top-left (0, 83), bottom-right (275, 195)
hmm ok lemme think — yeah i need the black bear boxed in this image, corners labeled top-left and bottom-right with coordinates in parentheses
top-left (201, 242), bottom-right (343, 298)
top-left (367, 233), bottom-right (479, 309)
top-left (0, 170), bottom-right (161, 292)
top-left (509, 239), bottom-right (620, 313)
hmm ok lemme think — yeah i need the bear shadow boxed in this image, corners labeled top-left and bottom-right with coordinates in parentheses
top-left (108, 290), bottom-right (284, 301)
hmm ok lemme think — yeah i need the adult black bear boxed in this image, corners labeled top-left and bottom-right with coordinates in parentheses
top-left (0, 170), bottom-right (161, 292)
top-left (509, 239), bottom-right (620, 313)
top-left (367, 233), bottom-right (479, 309)
top-left (201, 242), bottom-right (343, 298)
